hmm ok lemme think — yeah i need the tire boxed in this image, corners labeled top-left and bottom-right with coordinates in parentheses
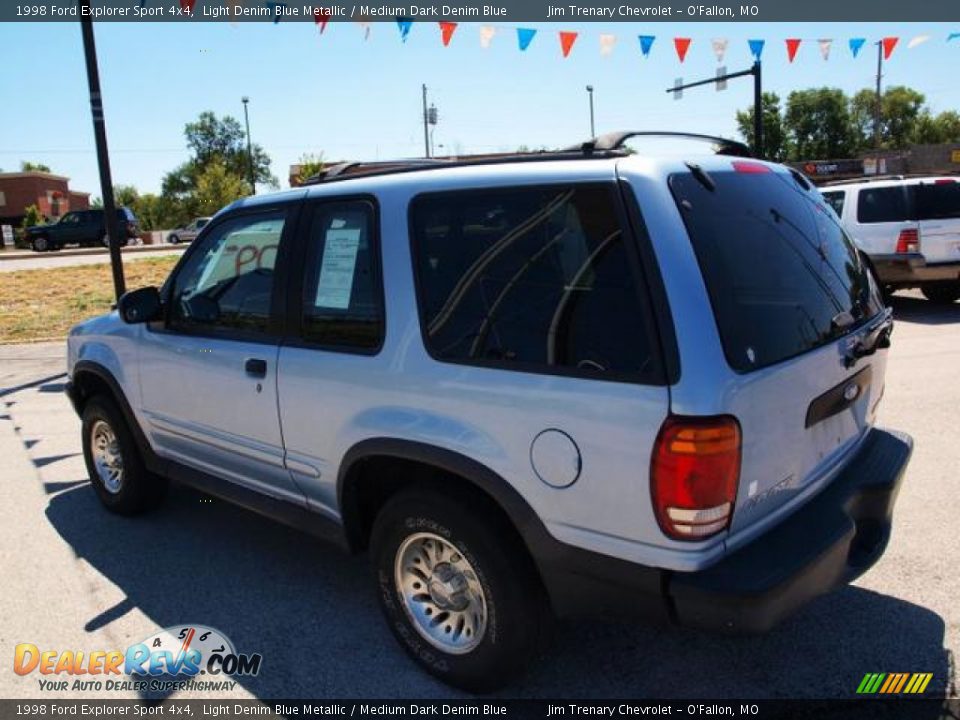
top-left (169, 234), bottom-right (180, 245)
top-left (101, 233), bottom-right (110, 248)
top-left (370, 485), bottom-right (547, 692)
top-left (921, 283), bottom-right (960, 304)
top-left (31, 235), bottom-right (48, 252)
top-left (81, 396), bottom-right (167, 515)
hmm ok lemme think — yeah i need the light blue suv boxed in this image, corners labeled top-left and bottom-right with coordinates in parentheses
top-left (66, 133), bottom-right (913, 691)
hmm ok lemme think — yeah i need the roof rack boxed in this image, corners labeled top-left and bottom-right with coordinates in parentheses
top-left (565, 131), bottom-right (754, 158)
top-left (820, 174), bottom-right (915, 187)
top-left (299, 130), bottom-right (752, 186)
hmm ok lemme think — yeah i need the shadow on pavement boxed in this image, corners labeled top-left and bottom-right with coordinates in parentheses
top-left (45, 483), bottom-right (953, 701)
top-left (890, 295), bottom-right (960, 325)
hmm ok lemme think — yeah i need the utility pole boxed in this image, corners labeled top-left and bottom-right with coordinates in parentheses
top-left (667, 61), bottom-right (763, 158)
top-left (242, 96), bottom-right (255, 194)
top-left (422, 84), bottom-right (430, 158)
top-left (874, 41), bottom-right (883, 151)
top-left (586, 85), bottom-right (596, 138)
top-left (79, 0), bottom-right (125, 301)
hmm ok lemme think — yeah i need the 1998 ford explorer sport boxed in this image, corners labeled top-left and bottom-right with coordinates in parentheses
top-left (66, 133), bottom-right (913, 691)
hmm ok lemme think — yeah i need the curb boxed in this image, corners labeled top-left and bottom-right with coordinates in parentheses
top-left (0, 244), bottom-right (186, 262)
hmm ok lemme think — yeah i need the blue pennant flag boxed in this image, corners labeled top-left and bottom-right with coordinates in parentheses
top-left (517, 27), bottom-right (537, 51)
top-left (638, 35), bottom-right (655, 57)
top-left (948, 32), bottom-right (959, 42)
top-left (748, 39), bottom-right (765, 60)
top-left (849, 38), bottom-right (866, 57)
top-left (396, 17), bottom-right (413, 42)
top-left (264, 1), bottom-right (285, 23)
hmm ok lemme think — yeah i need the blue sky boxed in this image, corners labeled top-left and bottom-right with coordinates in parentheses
top-left (1, 21), bottom-right (958, 196)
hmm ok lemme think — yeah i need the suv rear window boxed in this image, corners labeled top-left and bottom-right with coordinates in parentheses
top-left (410, 184), bottom-right (661, 382)
top-left (670, 167), bottom-right (882, 373)
top-left (821, 190), bottom-right (845, 217)
top-left (917, 181), bottom-right (960, 220)
top-left (856, 186), bottom-right (912, 223)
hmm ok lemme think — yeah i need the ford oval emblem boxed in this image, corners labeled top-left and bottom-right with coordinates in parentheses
top-left (843, 383), bottom-right (860, 402)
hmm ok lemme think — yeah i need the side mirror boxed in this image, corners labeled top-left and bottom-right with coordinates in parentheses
top-left (118, 286), bottom-right (162, 324)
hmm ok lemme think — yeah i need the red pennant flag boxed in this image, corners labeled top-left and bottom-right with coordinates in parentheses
top-left (785, 38), bottom-right (801, 62)
top-left (313, 7), bottom-right (330, 33)
top-left (559, 31), bottom-right (578, 58)
top-left (674, 37), bottom-right (691, 63)
top-left (882, 36), bottom-right (899, 59)
top-left (180, 0), bottom-right (196, 11)
top-left (439, 21), bottom-right (457, 46)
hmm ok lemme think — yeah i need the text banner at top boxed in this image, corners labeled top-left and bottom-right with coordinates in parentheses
top-left (6, 0), bottom-right (960, 22)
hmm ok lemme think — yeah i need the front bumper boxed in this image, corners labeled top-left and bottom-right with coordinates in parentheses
top-left (871, 253), bottom-right (960, 287)
top-left (537, 428), bottom-right (912, 632)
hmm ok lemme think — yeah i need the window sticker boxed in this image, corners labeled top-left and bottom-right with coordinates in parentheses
top-left (315, 227), bottom-right (362, 309)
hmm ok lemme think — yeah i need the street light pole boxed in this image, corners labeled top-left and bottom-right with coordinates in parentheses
top-left (79, 0), bottom-right (125, 301)
top-left (874, 41), bottom-right (883, 151)
top-left (242, 96), bottom-right (255, 195)
top-left (586, 85), bottom-right (595, 138)
top-left (422, 84), bottom-right (430, 158)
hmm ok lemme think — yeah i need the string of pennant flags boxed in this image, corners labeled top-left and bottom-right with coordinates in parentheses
top-left (167, 0), bottom-right (960, 63)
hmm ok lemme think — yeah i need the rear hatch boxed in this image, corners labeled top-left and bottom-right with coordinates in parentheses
top-left (669, 162), bottom-right (889, 537)
top-left (915, 179), bottom-right (960, 264)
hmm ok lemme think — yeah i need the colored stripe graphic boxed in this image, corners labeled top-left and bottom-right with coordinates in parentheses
top-left (857, 672), bottom-right (932, 694)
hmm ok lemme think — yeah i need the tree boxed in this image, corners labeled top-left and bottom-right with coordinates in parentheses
top-left (192, 160), bottom-right (248, 217)
top-left (736, 92), bottom-right (788, 161)
top-left (912, 110), bottom-right (960, 144)
top-left (21, 204), bottom-right (45, 230)
top-left (21, 161), bottom-right (51, 173)
top-left (851, 86), bottom-right (927, 150)
top-left (178, 111), bottom-right (275, 189)
top-left (783, 88), bottom-right (854, 160)
top-left (294, 153), bottom-right (326, 184)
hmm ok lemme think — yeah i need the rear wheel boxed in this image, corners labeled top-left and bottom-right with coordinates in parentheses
top-left (81, 396), bottom-right (167, 514)
top-left (370, 486), bottom-right (547, 692)
top-left (169, 234), bottom-right (180, 244)
top-left (921, 282), bottom-right (960, 304)
top-left (31, 235), bottom-right (48, 252)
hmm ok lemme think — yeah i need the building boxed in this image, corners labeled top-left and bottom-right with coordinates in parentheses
top-left (0, 171), bottom-right (91, 227)
top-left (793, 142), bottom-right (960, 185)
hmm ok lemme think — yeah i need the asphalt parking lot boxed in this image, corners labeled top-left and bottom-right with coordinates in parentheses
top-left (1, 292), bottom-right (957, 701)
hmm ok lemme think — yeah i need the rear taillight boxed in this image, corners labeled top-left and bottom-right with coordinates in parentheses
top-left (651, 416), bottom-right (741, 540)
top-left (895, 228), bottom-right (919, 254)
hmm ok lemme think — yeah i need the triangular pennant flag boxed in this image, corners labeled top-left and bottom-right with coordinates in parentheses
top-left (711, 38), bottom-right (728, 63)
top-left (882, 36), bottom-right (898, 59)
top-left (396, 18), bottom-right (413, 42)
top-left (479, 25), bottom-right (495, 49)
top-left (785, 38), bottom-right (801, 62)
top-left (180, 0), bottom-right (196, 11)
top-left (638, 35), bottom-right (655, 58)
top-left (559, 31), bottom-right (578, 58)
top-left (313, 7), bottom-right (330, 33)
top-left (748, 39), bottom-right (765, 60)
top-left (265, 2), bottom-right (285, 24)
top-left (517, 27), bottom-right (537, 52)
top-left (818, 39), bottom-right (832, 60)
top-left (599, 33), bottom-right (617, 57)
top-left (357, 21), bottom-right (371, 41)
top-left (849, 38), bottom-right (865, 57)
top-left (949, 33), bottom-right (960, 42)
top-left (439, 21), bottom-right (457, 46)
top-left (674, 37), bottom-right (691, 63)
top-left (907, 35), bottom-right (930, 49)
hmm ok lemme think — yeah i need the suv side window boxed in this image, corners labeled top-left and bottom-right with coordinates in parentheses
top-left (410, 184), bottom-right (657, 381)
top-left (821, 190), bottom-right (845, 218)
top-left (857, 186), bottom-right (913, 223)
top-left (169, 209), bottom-right (286, 336)
top-left (299, 200), bottom-right (383, 351)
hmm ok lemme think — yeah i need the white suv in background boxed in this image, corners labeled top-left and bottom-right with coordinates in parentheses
top-left (821, 176), bottom-right (960, 303)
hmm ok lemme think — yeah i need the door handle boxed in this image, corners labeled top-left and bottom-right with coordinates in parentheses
top-left (244, 358), bottom-right (267, 378)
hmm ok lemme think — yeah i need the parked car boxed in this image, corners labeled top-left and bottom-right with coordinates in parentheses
top-left (25, 207), bottom-right (140, 252)
top-left (167, 217), bottom-right (211, 244)
top-left (821, 176), bottom-right (960, 303)
top-left (65, 133), bottom-right (912, 691)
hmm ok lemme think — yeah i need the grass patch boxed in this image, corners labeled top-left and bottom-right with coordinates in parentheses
top-left (0, 255), bottom-right (179, 343)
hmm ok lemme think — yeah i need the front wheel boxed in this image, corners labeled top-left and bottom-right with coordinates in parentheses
top-left (921, 282), bottom-right (960, 304)
top-left (169, 234), bottom-right (180, 244)
top-left (31, 235), bottom-right (48, 252)
top-left (81, 396), bottom-right (167, 514)
top-left (370, 487), bottom-right (547, 692)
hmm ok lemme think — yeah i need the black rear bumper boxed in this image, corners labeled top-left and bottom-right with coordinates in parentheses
top-left (871, 253), bottom-right (960, 287)
top-left (538, 428), bottom-right (912, 633)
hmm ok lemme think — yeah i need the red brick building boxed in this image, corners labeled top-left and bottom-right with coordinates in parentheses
top-left (0, 171), bottom-right (90, 227)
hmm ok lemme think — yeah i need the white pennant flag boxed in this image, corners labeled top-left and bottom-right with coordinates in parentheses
top-left (479, 25), bottom-right (496, 49)
top-left (599, 33), bottom-right (617, 56)
top-left (908, 35), bottom-right (931, 49)
top-left (818, 39), bottom-right (832, 60)
top-left (711, 38), bottom-right (728, 63)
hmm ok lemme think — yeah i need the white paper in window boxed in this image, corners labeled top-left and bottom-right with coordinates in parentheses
top-left (315, 227), bottom-right (361, 309)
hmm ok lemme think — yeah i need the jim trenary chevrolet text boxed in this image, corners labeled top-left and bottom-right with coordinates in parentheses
top-left (66, 133), bottom-right (913, 691)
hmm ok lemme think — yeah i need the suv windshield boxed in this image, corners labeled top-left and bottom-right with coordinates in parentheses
top-left (670, 167), bottom-right (883, 373)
